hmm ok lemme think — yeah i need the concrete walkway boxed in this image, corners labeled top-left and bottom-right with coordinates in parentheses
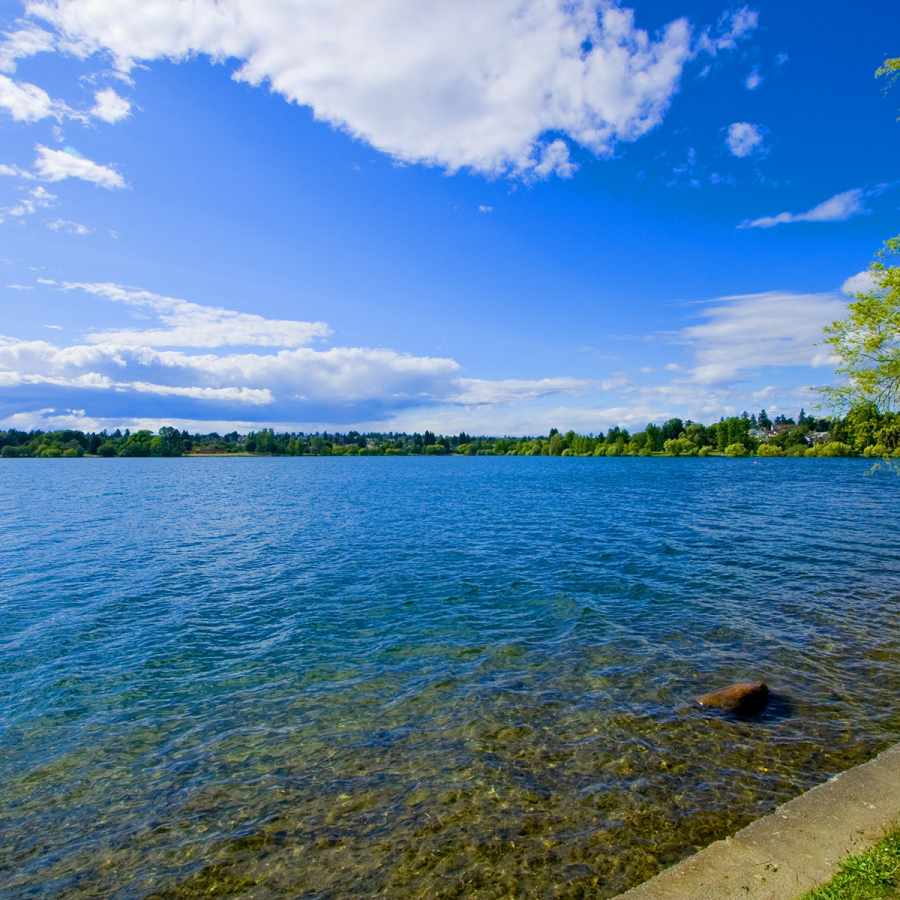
top-left (616, 742), bottom-right (900, 900)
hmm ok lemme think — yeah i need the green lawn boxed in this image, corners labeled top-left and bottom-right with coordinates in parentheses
top-left (803, 827), bottom-right (900, 899)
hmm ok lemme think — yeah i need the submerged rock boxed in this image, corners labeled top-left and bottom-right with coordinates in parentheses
top-left (697, 681), bottom-right (770, 715)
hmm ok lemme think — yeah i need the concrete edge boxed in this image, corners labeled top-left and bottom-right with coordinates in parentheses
top-left (614, 742), bottom-right (900, 900)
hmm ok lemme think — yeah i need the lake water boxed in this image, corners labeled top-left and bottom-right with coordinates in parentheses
top-left (1, 457), bottom-right (899, 898)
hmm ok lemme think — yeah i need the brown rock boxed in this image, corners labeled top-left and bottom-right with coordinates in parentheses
top-left (697, 681), bottom-right (769, 715)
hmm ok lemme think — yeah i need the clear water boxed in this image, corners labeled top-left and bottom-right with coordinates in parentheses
top-left (1, 457), bottom-right (898, 898)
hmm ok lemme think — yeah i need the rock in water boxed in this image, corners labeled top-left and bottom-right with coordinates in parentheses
top-left (697, 681), bottom-right (769, 715)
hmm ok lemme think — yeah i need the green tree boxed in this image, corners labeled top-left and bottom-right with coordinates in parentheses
top-left (877, 55), bottom-right (900, 117)
top-left (823, 237), bottom-right (899, 410)
top-left (757, 443), bottom-right (782, 457)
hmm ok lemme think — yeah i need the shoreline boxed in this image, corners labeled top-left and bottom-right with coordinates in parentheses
top-left (0, 452), bottom-right (886, 460)
top-left (615, 742), bottom-right (900, 900)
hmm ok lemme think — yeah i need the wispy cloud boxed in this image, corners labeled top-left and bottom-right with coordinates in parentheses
top-left (744, 68), bottom-right (763, 90)
top-left (0, 73), bottom-right (62, 122)
top-left (0, 163), bottom-right (34, 179)
top-left (0, 185), bottom-right (55, 222)
top-left (52, 281), bottom-right (332, 348)
top-left (0, 25), bottom-right (55, 74)
top-left (34, 145), bottom-right (126, 189)
top-left (46, 218), bottom-right (93, 236)
top-left (739, 188), bottom-right (865, 229)
top-left (677, 290), bottom-right (846, 383)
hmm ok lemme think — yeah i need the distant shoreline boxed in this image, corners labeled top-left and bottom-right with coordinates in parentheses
top-left (1, 452), bottom-right (883, 460)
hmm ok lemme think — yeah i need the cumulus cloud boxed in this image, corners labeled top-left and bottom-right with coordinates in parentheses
top-left (34, 145), bottom-right (125, 188)
top-left (678, 290), bottom-right (846, 384)
top-left (739, 188), bottom-right (865, 229)
top-left (25, 0), bottom-right (756, 179)
top-left (0, 333), bottom-right (462, 422)
top-left (725, 121), bottom-right (764, 157)
top-left (0, 278), bottom-right (608, 427)
top-left (90, 87), bottom-right (130, 123)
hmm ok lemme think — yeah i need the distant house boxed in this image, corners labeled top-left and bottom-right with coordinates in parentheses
top-left (751, 422), bottom-right (795, 441)
top-left (805, 431), bottom-right (830, 446)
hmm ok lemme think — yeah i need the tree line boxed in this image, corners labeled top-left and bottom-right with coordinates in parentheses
top-left (3, 405), bottom-right (898, 459)
top-left (3, 216), bottom-right (897, 463)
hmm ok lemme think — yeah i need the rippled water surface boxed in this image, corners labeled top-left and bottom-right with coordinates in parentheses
top-left (1, 457), bottom-right (899, 898)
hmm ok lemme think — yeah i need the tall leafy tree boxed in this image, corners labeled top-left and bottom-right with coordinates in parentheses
top-left (823, 236), bottom-right (900, 410)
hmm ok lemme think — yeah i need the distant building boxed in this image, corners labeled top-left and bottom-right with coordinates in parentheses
top-left (751, 422), bottom-right (796, 441)
top-left (805, 431), bottom-right (830, 446)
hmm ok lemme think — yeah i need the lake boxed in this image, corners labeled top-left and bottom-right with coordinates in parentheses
top-left (1, 457), bottom-right (898, 898)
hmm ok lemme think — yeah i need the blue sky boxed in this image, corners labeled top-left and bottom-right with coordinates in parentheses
top-left (0, 0), bottom-right (896, 435)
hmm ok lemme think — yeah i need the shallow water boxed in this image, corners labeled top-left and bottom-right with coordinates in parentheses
top-left (1, 456), bottom-right (898, 898)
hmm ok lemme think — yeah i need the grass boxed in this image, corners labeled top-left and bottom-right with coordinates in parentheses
top-left (803, 827), bottom-right (900, 899)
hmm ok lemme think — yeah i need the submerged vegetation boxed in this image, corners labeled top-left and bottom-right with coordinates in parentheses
top-left (2, 405), bottom-right (900, 459)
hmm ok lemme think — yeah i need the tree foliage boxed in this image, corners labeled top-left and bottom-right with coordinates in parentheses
top-left (876, 55), bottom-right (899, 118)
top-left (4, 406), bottom-right (899, 461)
top-left (823, 236), bottom-right (900, 410)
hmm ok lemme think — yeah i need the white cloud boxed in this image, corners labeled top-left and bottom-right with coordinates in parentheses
top-left (451, 377), bottom-right (591, 405)
top-left (128, 382), bottom-right (272, 404)
top-left (478, 205), bottom-right (493, 214)
top-left (0, 25), bottom-right (56, 73)
top-left (26, 0), bottom-right (756, 179)
top-left (0, 407), bottom-right (104, 432)
top-left (1, 185), bottom-right (56, 221)
top-left (0, 279), bottom-right (608, 427)
top-left (0, 73), bottom-right (61, 121)
top-left (0, 331), bottom-right (465, 421)
top-left (711, 7), bottom-right (758, 50)
top-left (842, 270), bottom-right (877, 295)
top-left (751, 385), bottom-right (776, 401)
top-left (739, 188), bottom-right (866, 229)
top-left (34, 145), bottom-right (125, 188)
top-left (0, 162), bottom-right (35, 179)
top-left (678, 290), bottom-right (846, 384)
top-left (54, 280), bottom-right (332, 348)
top-left (745, 68), bottom-right (762, 90)
top-left (725, 121), bottom-right (764, 157)
top-left (46, 217), bottom-right (93, 235)
top-left (91, 87), bottom-right (130, 123)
